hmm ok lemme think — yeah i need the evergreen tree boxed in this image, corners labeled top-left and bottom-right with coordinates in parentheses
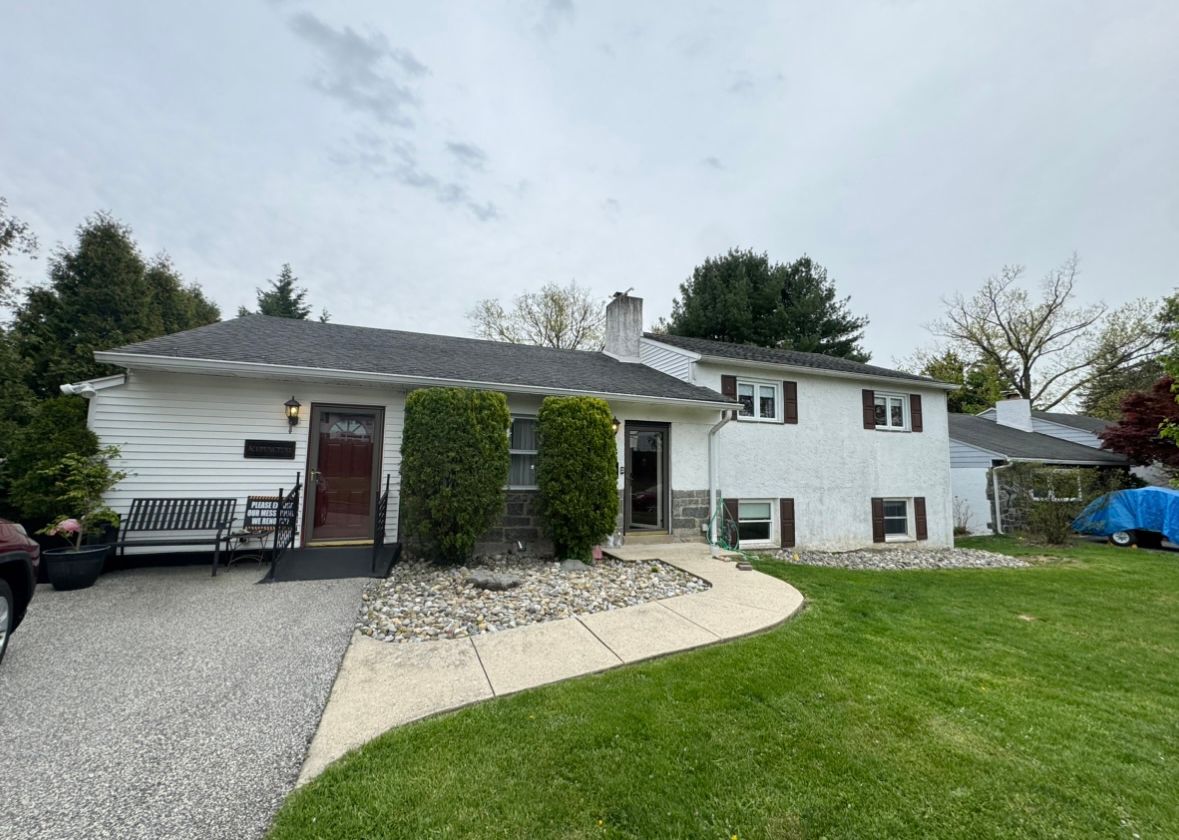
top-left (919, 350), bottom-right (1005, 414)
top-left (665, 249), bottom-right (869, 361)
top-left (239, 263), bottom-right (328, 320)
top-left (11, 213), bottom-right (220, 396)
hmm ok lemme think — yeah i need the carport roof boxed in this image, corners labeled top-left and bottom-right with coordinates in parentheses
top-left (96, 315), bottom-right (735, 408)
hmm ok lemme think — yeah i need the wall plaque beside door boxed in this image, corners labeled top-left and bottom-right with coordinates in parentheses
top-left (244, 439), bottom-right (297, 459)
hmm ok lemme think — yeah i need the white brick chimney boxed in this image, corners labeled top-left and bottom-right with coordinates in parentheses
top-left (994, 391), bottom-right (1034, 433)
top-left (604, 292), bottom-right (642, 362)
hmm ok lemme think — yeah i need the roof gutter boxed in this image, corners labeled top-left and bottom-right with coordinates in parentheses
top-left (93, 351), bottom-right (739, 411)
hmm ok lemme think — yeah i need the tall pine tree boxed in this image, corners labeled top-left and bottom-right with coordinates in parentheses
top-left (665, 249), bottom-right (870, 361)
top-left (238, 263), bottom-right (329, 321)
top-left (11, 213), bottom-right (220, 396)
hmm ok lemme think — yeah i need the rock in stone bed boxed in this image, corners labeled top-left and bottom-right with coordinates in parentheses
top-left (358, 554), bottom-right (710, 643)
top-left (466, 569), bottom-right (523, 591)
top-left (770, 546), bottom-right (1028, 570)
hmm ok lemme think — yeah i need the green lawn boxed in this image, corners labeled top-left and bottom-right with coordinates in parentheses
top-left (269, 537), bottom-right (1179, 839)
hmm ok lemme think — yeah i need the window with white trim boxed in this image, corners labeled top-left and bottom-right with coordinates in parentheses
top-left (508, 417), bottom-right (538, 489)
top-left (883, 498), bottom-right (911, 540)
top-left (737, 500), bottom-right (775, 546)
top-left (736, 378), bottom-right (780, 422)
top-left (1030, 469), bottom-right (1082, 502)
top-left (873, 393), bottom-right (909, 431)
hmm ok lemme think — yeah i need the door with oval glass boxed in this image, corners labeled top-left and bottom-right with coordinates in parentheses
top-left (624, 421), bottom-right (669, 533)
top-left (305, 405), bottom-right (384, 544)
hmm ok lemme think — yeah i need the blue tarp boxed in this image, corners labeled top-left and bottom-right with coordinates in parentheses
top-left (1072, 487), bottom-right (1179, 543)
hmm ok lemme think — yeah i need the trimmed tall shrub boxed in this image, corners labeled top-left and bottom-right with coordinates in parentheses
top-left (400, 388), bottom-right (510, 563)
top-left (2, 396), bottom-right (98, 525)
top-left (536, 396), bottom-right (619, 559)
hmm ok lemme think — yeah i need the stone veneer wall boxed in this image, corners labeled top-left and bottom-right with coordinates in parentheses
top-left (475, 491), bottom-right (553, 556)
top-left (670, 489), bottom-right (710, 542)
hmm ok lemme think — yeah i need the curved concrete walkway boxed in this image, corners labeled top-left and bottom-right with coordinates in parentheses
top-left (297, 544), bottom-right (804, 784)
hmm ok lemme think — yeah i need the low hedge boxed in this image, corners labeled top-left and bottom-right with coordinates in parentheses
top-left (400, 388), bottom-right (510, 563)
top-left (536, 396), bottom-right (619, 559)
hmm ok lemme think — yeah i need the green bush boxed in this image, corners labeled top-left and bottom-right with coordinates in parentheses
top-left (1002, 462), bottom-right (1104, 545)
top-left (1, 396), bottom-right (98, 525)
top-left (536, 396), bottom-right (619, 559)
top-left (399, 388), bottom-right (510, 563)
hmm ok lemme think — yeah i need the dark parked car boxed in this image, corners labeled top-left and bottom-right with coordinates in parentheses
top-left (0, 518), bottom-right (40, 665)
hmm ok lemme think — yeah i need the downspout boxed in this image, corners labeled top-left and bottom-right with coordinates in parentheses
top-left (991, 462), bottom-right (1013, 535)
top-left (708, 410), bottom-right (735, 556)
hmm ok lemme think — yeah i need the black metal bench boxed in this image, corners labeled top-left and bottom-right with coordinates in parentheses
top-left (113, 498), bottom-right (238, 576)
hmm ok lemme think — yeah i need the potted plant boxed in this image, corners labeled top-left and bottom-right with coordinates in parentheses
top-left (38, 446), bottom-right (127, 591)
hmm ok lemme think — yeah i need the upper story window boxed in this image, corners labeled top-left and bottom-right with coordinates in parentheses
top-left (736, 378), bottom-right (780, 422)
top-left (509, 417), bottom-right (538, 489)
top-left (873, 393), bottom-right (909, 431)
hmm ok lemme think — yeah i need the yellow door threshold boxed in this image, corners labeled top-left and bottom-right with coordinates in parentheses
top-left (305, 539), bottom-right (374, 548)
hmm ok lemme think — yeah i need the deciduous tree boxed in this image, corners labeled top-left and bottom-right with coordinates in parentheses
top-left (916, 350), bottom-right (1005, 414)
top-left (1100, 376), bottom-right (1179, 476)
top-left (931, 256), bottom-right (1166, 409)
top-left (469, 280), bottom-right (603, 350)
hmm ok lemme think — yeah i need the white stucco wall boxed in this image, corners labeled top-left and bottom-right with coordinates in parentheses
top-left (694, 361), bottom-right (955, 549)
top-left (87, 369), bottom-right (405, 550)
top-left (951, 467), bottom-right (994, 535)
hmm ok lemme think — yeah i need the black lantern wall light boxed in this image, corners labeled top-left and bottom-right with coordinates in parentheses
top-left (284, 397), bottom-right (302, 432)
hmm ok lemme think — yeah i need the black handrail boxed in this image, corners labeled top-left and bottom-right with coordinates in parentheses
top-left (372, 474), bottom-right (391, 575)
top-left (268, 472), bottom-right (301, 581)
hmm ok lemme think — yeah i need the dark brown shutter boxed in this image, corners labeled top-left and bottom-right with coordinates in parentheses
top-left (721, 375), bottom-right (737, 399)
top-left (782, 381), bottom-right (798, 424)
top-left (871, 497), bottom-right (885, 543)
top-left (779, 498), bottom-right (795, 547)
top-left (862, 389), bottom-right (876, 429)
top-left (914, 497), bottom-right (928, 540)
top-left (910, 394), bottom-right (923, 432)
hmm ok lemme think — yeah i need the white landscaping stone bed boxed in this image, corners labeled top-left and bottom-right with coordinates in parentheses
top-left (770, 546), bottom-right (1028, 570)
top-left (359, 555), bottom-right (711, 643)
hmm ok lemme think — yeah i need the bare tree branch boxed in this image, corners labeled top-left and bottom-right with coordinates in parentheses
top-left (468, 280), bottom-right (605, 350)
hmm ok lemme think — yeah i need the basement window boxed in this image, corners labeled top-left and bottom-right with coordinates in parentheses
top-left (737, 500), bottom-right (775, 546)
top-left (883, 498), bottom-right (911, 540)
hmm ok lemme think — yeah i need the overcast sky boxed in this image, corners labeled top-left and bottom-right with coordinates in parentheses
top-left (2, 1), bottom-right (1175, 363)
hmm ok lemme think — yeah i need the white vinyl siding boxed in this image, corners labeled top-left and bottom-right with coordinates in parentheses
top-left (950, 440), bottom-right (999, 469)
top-left (87, 370), bottom-right (404, 551)
top-left (638, 340), bottom-right (695, 382)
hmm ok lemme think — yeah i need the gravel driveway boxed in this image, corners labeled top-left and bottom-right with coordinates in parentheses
top-left (0, 564), bottom-right (366, 840)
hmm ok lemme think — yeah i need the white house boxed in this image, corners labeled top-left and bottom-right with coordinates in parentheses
top-left (949, 396), bottom-right (1128, 535)
top-left (64, 294), bottom-right (957, 556)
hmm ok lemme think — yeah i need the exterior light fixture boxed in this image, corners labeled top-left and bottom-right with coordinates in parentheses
top-left (284, 397), bottom-right (302, 432)
top-left (611, 416), bottom-right (621, 434)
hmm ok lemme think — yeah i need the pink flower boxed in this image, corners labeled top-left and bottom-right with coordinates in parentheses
top-left (55, 518), bottom-right (82, 535)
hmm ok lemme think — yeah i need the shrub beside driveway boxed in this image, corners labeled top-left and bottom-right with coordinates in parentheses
top-left (268, 537), bottom-right (1179, 840)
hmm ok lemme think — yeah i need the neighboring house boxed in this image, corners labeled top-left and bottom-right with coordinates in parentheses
top-left (63, 294), bottom-right (957, 555)
top-left (949, 397), bottom-right (1129, 535)
top-left (976, 405), bottom-right (1109, 448)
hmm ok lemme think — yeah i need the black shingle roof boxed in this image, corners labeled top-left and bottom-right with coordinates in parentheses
top-left (977, 407), bottom-right (1111, 434)
top-left (102, 316), bottom-right (734, 406)
top-left (645, 333), bottom-right (947, 386)
top-left (948, 414), bottom-right (1127, 464)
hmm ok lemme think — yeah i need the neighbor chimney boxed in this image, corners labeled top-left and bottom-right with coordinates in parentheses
top-left (994, 391), bottom-right (1034, 433)
top-left (604, 292), bottom-right (642, 362)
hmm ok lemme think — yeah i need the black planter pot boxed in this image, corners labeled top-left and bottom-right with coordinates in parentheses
top-left (43, 545), bottom-right (109, 591)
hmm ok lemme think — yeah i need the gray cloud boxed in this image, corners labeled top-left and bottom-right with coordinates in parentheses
top-left (536, 0), bottom-right (575, 37)
top-left (289, 12), bottom-right (427, 126)
top-left (333, 135), bottom-right (500, 222)
top-left (702, 156), bottom-right (724, 170)
top-left (445, 141), bottom-right (488, 171)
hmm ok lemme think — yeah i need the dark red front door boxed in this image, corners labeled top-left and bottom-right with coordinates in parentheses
top-left (306, 407), bottom-right (382, 543)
